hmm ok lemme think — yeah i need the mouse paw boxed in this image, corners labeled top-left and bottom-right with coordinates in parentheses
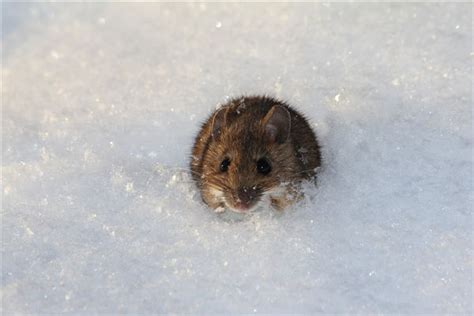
top-left (214, 206), bottom-right (226, 213)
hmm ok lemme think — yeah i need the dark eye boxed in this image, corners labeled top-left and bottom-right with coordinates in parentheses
top-left (220, 158), bottom-right (231, 172)
top-left (256, 158), bottom-right (272, 175)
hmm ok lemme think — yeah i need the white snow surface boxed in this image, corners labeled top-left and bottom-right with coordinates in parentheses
top-left (2, 3), bottom-right (472, 314)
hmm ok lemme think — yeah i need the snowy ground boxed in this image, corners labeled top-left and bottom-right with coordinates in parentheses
top-left (2, 3), bottom-right (472, 314)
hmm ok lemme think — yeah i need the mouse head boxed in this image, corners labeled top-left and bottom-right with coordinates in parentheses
top-left (200, 103), bottom-right (301, 213)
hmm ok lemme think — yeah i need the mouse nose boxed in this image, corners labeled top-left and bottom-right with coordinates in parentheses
top-left (235, 186), bottom-right (257, 209)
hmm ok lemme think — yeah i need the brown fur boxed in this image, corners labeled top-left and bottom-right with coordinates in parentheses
top-left (190, 95), bottom-right (321, 211)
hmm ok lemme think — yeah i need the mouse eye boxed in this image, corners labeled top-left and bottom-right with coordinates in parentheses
top-left (220, 158), bottom-right (231, 172)
top-left (256, 158), bottom-right (272, 175)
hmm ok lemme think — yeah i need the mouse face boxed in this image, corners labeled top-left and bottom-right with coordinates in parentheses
top-left (200, 116), bottom-right (301, 213)
top-left (191, 96), bottom-right (321, 213)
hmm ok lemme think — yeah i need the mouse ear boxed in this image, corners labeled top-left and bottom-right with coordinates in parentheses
top-left (211, 106), bottom-right (228, 140)
top-left (262, 105), bottom-right (291, 144)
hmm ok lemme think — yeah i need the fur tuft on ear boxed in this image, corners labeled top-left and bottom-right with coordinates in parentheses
top-left (262, 105), bottom-right (291, 144)
top-left (211, 106), bottom-right (228, 139)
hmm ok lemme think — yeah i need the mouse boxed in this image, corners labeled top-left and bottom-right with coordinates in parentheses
top-left (190, 95), bottom-right (321, 213)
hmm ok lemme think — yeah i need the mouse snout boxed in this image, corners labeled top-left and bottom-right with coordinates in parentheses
top-left (234, 186), bottom-right (258, 210)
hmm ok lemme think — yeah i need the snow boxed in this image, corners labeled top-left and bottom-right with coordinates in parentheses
top-left (2, 2), bottom-right (472, 314)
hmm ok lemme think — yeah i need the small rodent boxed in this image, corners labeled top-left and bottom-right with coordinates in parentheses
top-left (190, 95), bottom-right (321, 213)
